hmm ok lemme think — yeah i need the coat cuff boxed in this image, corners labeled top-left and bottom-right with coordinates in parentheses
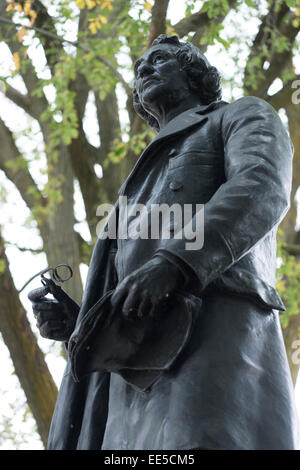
top-left (154, 249), bottom-right (203, 295)
top-left (155, 228), bottom-right (235, 295)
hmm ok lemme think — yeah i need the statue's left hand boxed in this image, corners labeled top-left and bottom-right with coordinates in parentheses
top-left (28, 281), bottom-right (80, 341)
top-left (110, 256), bottom-right (184, 319)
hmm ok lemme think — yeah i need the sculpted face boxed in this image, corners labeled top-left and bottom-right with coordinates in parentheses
top-left (134, 43), bottom-right (191, 118)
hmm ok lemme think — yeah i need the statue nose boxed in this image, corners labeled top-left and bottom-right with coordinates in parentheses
top-left (138, 62), bottom-right (154, 78)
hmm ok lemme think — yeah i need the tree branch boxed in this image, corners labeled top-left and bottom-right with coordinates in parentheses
top-left (3, 84), bottom-right (32, 114)
top-left (267, 76), bottom-right (300, 111)
top-left (0, 7), bottom-right (49, 117)
top-left (4, 240), bottom-right (43, 255)
top-left (2, 82), bottom-right (48, 124)
top-left (244, 4), bottom-right (300, 97)
top-left (0, 231), bottom-right (58, 446)
top-left (0, 15), bottom-right (132, 96)
top-left (173, 0), bottom-right (238, 42)
top-left (21, 0), bottom-right (64, 76)
top-left (0, 118), bottom-right (45, 213)
top-left (283, 243), bottom-right (300, 257)
top-left (148, 0), bottom-right (170, 47)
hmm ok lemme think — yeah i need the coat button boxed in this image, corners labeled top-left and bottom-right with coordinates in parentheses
top-left (169, 180), bottom-right (183, 191)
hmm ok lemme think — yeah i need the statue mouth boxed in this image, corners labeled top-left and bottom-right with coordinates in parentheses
top-left (142, 77), bottom-right (160, 89)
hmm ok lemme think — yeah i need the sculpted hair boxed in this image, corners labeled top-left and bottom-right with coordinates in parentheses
top-left (133, 35), bottom-right (222, 132)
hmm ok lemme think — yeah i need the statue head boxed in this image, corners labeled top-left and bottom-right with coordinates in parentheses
top-left (133, 35), bottom-right (222, 132)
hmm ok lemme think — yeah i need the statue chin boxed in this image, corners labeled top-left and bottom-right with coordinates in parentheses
top-left (140, 83), bottom-right (165, 109)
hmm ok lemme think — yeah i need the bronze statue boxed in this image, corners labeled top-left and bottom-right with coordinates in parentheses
top-left (28, 35), bottom-right (299, 450)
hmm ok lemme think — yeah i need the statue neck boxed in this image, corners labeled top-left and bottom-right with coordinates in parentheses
top-left (151, 94), bottom-right (203, 130)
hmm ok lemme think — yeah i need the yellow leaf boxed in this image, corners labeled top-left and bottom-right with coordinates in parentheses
top-left (76, 0), bottom-right (85, 8)
top-left (13, 52), bottom-right (20, 71)
top-left (100, 0), bottom-right (113, 10)
top-left (86, 0), bottom-right (96, 9)
top-left (17, 26), bottom-right (28, 43)
top-left (99, 14), bottom-right (107, 24)
top-left (88, 21), bottom-right (99, 34)
top-left (29, 9), bottom-right (37, 26)
top-left (292, 18), bottom-right (300, 28)
top-left (17, 3), bottom-right (23, 13)
top-left (24, 1), bottom-right (32, 15)
top-left (145, 1), bottom-right (152, 11)
top-left (6, 2), bottom-right (15, 12)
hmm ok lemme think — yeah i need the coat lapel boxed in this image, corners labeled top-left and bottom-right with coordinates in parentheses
top-left (118, 102), bottom-right (221, 196)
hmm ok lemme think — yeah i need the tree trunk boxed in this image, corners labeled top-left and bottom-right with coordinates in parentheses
top-left (282, 313), bottom-right (300, 386)
top-left (41, 145), bottom-right (83, 304)
top-left (281, 102), bottom-right (300, 385)
top-left (280, 104), bottom-right (300, 245)
top-left (0, 234), bottom-right (58, 448)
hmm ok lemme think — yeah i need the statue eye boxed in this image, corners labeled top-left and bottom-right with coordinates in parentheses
top-left (153, 54), bottom-right (165, 63)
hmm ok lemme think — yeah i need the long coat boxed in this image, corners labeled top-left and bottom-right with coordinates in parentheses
top-left (48, 97), bottom-right (300, 450)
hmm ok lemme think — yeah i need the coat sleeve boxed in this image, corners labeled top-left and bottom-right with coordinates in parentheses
top-left (156, 96), bottom-right (293, 292)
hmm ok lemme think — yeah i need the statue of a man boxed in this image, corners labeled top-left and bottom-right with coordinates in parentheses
top-left (29, 35), bottom-right (299, 450)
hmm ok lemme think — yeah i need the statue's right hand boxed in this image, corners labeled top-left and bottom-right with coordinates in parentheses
top-left (28, 284), bottom-right (80, 341)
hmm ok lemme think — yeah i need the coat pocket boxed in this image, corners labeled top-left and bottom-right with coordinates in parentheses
top-left (168, 150), bottom-right (221, 170)
top-left (167, 151), bottom-right (225, 204)
top-left (210, 268), bottom-right (286, 312)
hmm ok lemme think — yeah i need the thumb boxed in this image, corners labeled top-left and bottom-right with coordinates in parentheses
top-left (27, 285), bottom-right (50, 302)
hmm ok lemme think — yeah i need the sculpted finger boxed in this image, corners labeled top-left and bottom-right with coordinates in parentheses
top-left (148, 300), bottom-right (157, 318)
top-left (122, 287), bottom-right (140, 318)
top-left (35, 310), bottom-right (63, 327)
top-left (137, 294), bottom-right (152, 319)
top-left (27, 286), bottom-right (50, 302)
top-left (111, 283), bottom-right (130, 314)
top-left (39, 320), bottom-right (65, 339)
top-left (32, 300), bottom-right (60, 316)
